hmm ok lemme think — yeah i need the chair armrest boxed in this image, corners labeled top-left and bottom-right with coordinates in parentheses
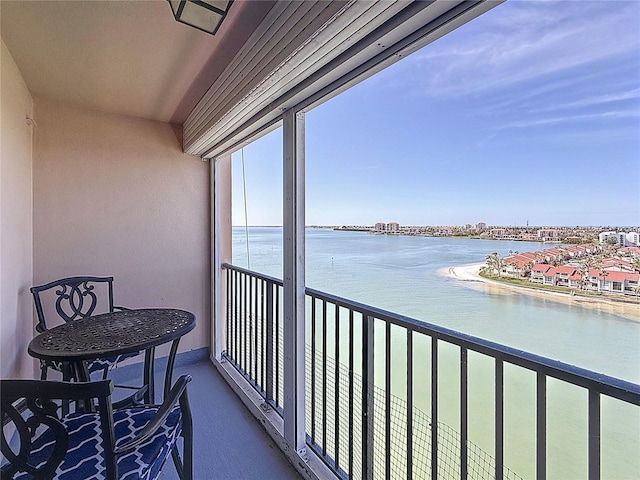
top-left (111, 385), bottom-right (148, 409)
top-left (114, 375), bottom-right (192, 454)
top-left (0, 379), bottom-right (113, 402)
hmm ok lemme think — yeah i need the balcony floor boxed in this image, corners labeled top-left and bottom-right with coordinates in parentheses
top-left (115, 359), bottom-right (301, 480)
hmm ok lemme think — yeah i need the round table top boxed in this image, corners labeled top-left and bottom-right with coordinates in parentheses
top-left (28, 308), bottom-right (196, 361)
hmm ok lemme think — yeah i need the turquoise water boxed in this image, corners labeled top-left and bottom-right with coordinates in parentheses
top-left (232, 227), bottom-right (640, 479)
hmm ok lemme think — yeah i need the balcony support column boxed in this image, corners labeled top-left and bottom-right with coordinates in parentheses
top-left (283, 109), bottom-right (307, 456)
top-left (212, 154), bottom-right (232, 361)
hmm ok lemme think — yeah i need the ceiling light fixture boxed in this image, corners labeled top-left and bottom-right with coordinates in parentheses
top-left (168, 1), bottom-right (233, 35)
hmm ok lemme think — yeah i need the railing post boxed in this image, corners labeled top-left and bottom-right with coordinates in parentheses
top-left (283, 109), bottom-right (306, 456)
top-left (212, 154), bottom-right (232, 362)
top-left (588, 390), bottom-right (601, 480)
top-left (431, 337), bottom-right (438, 480)
top-left (536, 372), bottom-right (546, 480)
top-left (362, 314), bottom-right (375, 479)
top-left (495, 359), bottom-right (504, 480)
top-left (406, 328), bottom-right (414, 480)
top-left (460, 347), bottom-right (468, 480)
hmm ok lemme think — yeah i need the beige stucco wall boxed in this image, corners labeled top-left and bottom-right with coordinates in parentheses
top-left (33, 99), bottom-right (210, 357)
top-left (0, 39), bottom-right (35, 378)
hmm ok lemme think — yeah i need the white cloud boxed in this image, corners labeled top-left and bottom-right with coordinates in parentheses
top-left (530, 88), bottom-right (640, 112)
top-left (373, 1), bottom-right (640, 99)
top-left (502, 110), bottom-right (640, 128)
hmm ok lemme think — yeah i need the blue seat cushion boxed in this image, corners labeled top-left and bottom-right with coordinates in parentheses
top-left (8, 406), bottom-right (182, 480)
top-left (86, 352), bottom-right (140, 374)
top-left (42, 352), bottom-right (140, 376)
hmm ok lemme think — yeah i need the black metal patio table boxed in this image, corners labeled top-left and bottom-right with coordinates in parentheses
top-left (28, 308), bottom-right (196, 404)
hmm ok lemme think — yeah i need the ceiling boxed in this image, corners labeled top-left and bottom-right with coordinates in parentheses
top-left (183, 0), bottom-right (500, 159)
top-left (0, 0), bottom-right (275, 124)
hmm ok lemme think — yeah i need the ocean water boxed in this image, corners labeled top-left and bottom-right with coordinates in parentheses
top-left (232, 227), bottom-right (640, 479)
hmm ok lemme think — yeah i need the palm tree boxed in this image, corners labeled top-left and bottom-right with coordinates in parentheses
top-left (525, 260), bottom-right (534, 279)
top-left (486, 252), bottom-right (504, 277)
top-left (581, 257), bottom-right (596, 291)
top-left (577, 264), bottom-right (588, 291)
top-left (599, 269), bottom-right (609, 293)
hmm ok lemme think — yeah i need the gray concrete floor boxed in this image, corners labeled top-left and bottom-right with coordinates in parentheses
top-left (114, 360), bottom-right (302, 480)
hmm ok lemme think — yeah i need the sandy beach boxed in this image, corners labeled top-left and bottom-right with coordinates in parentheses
top-left (441, 263), bottom-right (640, 322)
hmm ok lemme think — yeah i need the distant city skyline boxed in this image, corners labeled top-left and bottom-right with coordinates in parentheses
top-left (232, 223), bottom-right (639, 229)
top-left (232, 1), bottom-right (640, 227)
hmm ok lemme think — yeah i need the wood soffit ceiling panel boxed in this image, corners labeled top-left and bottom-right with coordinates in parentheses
top-left (0, 0), bottom-right (275, 124)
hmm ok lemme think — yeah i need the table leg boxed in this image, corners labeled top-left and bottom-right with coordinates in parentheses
top-left (73, 360), bottom-right (90, 383)
top-left (72, 361), bottom-right (93, 412)
top-left (144, 347), bottom-right (155, 404)
top-left (164, 339), bottom-right (181, 399)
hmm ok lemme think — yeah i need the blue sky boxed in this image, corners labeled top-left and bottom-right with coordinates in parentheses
top-left (232, 0), bottom-right (640, 227)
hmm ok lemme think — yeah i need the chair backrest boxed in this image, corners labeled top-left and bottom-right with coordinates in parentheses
top-left (0, 379), bottom-right (116, 480)
top-left (31, 276), bottom-right (115, 333)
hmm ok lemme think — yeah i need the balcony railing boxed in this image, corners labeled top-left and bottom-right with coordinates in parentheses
top-left (221, 263), bottom-right (640, 480)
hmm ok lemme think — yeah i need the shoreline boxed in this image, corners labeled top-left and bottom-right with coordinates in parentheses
top-left (440, 263), bottom-right (640, 322)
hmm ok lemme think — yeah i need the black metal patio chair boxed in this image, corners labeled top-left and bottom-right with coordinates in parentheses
top-left (30, 276), bottom-right (141, 382)
top-left (0, 375), bottom-right (193, 480)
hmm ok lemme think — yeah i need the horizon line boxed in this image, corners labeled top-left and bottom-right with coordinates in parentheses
top-left (232, 224), bottom-right (640, 229)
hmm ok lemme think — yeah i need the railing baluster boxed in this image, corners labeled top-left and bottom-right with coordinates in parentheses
top-left (311, 296), bottom-right (317, 444)
top-left (246, 273), bottom-right (250, 376)
top-left (236, 270), bottom-right (240, 366)
top-left (588, 390), bottom-right (601, 480)
top-left (261, 279), bottom-right (266, 393)
top-left (322, 299), bottom-right (327, 456)
top-left (254, 275), bottom-right (259, 381)
top-left (385, 319), bottom-right (391, 480)
top-left (275, 285), bottom-right (281, 408)
top-left (431, 337), bottom-right (438, 480)
top-left (224, 270), bottom-right (233, 354)
top-left (244, 276), bottom-right (253, 380)
top-left (536, 372), bottom-right (546, 480)
top-left (253, 275), bottom-right (258, 384)
top-left (233, 269), bottom-right (238, 363)
top-left (234, 270), bottom-right (238, 366)
top-left (363, 314), bottom-right (375, 480)
top-left (243, 272), bottom-right (247, 373)
top-left (258, 279), bottom-right (261, 387)
top-left (496, 358), bottom-right (504, 480)
top-left (244, 276), bottom-right (253, 381)
top-left (266, 281), bottom-right (274, 403)
top-left (348, 309), bottom-right (354, 480)
top-left (251, 276), bottom-right (256, 383)
top-left (334, 304), bottom-right (340, 472)
top-left (247, 274), bottom-right (251, 377)
top-left (362, 312), bottom-right (369, 479)
top-left (407, 328), bottom-right (413, 480)
top-left (251, 278), bottom-right (260, 388)
top-left (238, 272), bottom-right (242, 370)
top-left (461, 347), bottom-right (468, 480)
top-left (247, 273), bottom-right (251, 377)
top-left (246, 275), bottom-right (250, 377)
